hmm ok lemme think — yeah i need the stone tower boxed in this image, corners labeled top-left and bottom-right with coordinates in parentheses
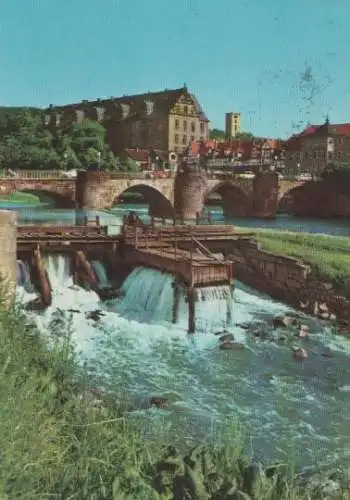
top-left (0, 210), bottom-right (17, 305)
top-left (174, 152), bottom-right (207, 220)
top-left (225, 112), bottom-right (241, 139)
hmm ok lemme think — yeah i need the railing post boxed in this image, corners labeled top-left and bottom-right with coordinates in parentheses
top-left (172, 279), bottom-right (180, 324)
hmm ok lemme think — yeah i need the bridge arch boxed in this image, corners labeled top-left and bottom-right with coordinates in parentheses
top-left (5, 189), bottom-right (76, 209)
top-left (112, 183), bottom-right (174, 219)
top-left (204, 181), bottom-right (251, 216)
top-left (277, 181), bottom-right (316, 214)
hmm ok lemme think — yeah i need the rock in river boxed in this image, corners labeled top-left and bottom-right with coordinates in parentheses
top-left (273, 314), bottom-right (299, 328)
top-left (219, 333), bottom-right (235, 342)
top-left (220, 341), bottom-right (244, 350)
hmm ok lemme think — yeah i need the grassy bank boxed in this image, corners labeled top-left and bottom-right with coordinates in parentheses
top-left (0, 191), bottom-right (45, 204)
top-left (0, 296), bottom-right (350, 498)
top-left (236, 228), bottom-right (350, 293)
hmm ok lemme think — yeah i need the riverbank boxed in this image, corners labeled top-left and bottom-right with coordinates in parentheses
top-left (232, 228), bottom-right (350, 331)
top-left (0, 192), bottom-right (49, 205)
top-left (1, 295), bottom-right (350, 499)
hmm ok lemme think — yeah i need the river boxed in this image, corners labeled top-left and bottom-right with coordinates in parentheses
top-left (6, 200), bottom-right (350, 470)
top-left (3, 201), bottom-right (350, 236)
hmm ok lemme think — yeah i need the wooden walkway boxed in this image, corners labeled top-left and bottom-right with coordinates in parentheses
top-left (122, 224), bottom-right (234, 288)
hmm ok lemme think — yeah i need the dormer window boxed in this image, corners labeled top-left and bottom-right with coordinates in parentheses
top-left (184, 105), bottom-right (188, 115)
top-left (120, 103), bottom-right (130, 118)
top-left (144, 100), bottom-right (154, 115)
top-left (76, 109), bottom-right (85, 123)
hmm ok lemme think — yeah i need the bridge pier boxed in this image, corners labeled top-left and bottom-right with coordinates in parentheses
top-left (174, 166), bottom-right (207, 221)
top-left (76, 171), bottom-right (112, 210)
top-left (250, 172), bottom-right (279, 218)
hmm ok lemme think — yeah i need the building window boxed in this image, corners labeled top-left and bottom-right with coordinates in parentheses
top-left (184, 105), bottom-right (188, 115)
top-left (175, 134), bottom-right (179, 144)
top-left (182, 135), bottom-right (187, 145)
top-left (328, 152), bottom-right (333, 160)
top-left (200, 136), bottom-right (204, 142)
top-left (337, 151), bottom-right (342, 160)
top-left (191, 135), bottom-right (195, 142)
top-left (313, 152), bottom-right (317, 159)
top-left (175, 119), bottom-right (179, 130)
top-left (200, 122), bottom-right (204, 133)
top-left (183, 120), bottom-right (187, 131)
top-left (191, 122), bottom-right (196, 133)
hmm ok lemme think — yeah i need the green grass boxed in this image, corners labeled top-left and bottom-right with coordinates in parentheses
top-left (236, 228), bottom-right (350, 293)
top-left (0, 293), bottom-right (349, 498)
top-left (0, 191), bottom-right (54, 205)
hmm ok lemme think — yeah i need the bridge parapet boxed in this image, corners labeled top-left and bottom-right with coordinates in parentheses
top-left (0, 170), bottom-right (68, 179)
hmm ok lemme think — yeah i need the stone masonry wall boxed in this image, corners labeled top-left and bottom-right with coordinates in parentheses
top-left (0, 210), bottom-right (17, 305)
top-left (228, 237), bottom-right (350, 329)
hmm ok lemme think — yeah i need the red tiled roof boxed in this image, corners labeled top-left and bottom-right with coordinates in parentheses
top-left (331, 124), bottom-right (350, 135)
top-left (189, 137), bottom-right (284, 159)
top-left (296, 123), bottom-right (350, 137)
top-left (124, 148), bottom-right (150, 163)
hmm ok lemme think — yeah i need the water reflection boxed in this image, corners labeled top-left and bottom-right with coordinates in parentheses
top-left (1, 200), bottom-right (350, 236)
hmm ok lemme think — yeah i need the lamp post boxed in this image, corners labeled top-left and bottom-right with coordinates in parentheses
top-left (63, 151), bottom-right (68, 171)
top-left (97, 151), bottom-right (101, 171)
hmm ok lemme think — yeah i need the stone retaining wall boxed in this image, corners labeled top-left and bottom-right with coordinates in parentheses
top-left (0, 210), bottom-right (17, 305)
top-left (228, 238), bottom-right (350, 330)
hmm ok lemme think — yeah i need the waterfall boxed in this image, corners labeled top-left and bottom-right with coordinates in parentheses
top-left (114, 267), bottom-right (234, 332)
top-left (44, 254), bottom-right (73, 289)
top-left (90, 260), bottom-right (110, 287)
top-left (197, 286), bottom-right (230, 301)
top-left (117, 267), bottom-right (173, 323)
top-left (16, 259), bottom-right (35, 293)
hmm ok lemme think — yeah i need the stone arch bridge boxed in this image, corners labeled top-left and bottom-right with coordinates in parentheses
top-left (0, 171), bottom-right (324, 218)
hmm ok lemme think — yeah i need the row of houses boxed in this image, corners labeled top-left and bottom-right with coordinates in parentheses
top-left (45, 87), bottom-right (350, 175)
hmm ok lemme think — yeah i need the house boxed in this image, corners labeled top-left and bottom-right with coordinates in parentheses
top-left (44, 86), bottom-right (210, 156)
top-left (285, 119), bottom-right (350, 176)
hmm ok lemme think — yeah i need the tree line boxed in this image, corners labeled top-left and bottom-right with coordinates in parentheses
top-left (0, 107), bottom-right (140, 172)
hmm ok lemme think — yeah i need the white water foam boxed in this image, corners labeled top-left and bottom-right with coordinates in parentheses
top-left (15, 259), bottom-right (350, 469)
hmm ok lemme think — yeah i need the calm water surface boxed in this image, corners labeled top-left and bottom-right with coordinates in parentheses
top-left (2, 201), bottom-right (350, 236)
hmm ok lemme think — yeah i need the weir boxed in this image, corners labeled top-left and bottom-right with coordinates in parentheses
top-left (14, 220), bottom-right (245, 332)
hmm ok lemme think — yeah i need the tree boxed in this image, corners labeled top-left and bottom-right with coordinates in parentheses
top-left (0, 109), bottom-right (61, 170)
top-left (102, 150), bottom-right (117, 171)
top-left (79, 147), bottom-right (101, 170)
top-left (120, 156), bottom-right (141, 172)
top-left (209, 128), bottom-right (225, 140)
top-left (61, 147), bottom-right (81, 171)
top-left (65, 120), bottom-right (106, 154)
top-left (235, 131), bottom-right (253, 139)
top-left (209, 128), bottom-right (254, 140)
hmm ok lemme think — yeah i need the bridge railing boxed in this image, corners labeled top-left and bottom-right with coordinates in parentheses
top-left (0, 170), bottom-right (68, 180)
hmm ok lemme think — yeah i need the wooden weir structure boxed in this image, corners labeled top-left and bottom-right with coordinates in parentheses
top-left (16, 220), bottom-right (239, 333)
top-left (122, 224), bottom-right (235, 332)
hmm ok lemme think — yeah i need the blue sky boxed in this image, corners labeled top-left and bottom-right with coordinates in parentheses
top-left (0, 0), bottom-right (349, 138)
